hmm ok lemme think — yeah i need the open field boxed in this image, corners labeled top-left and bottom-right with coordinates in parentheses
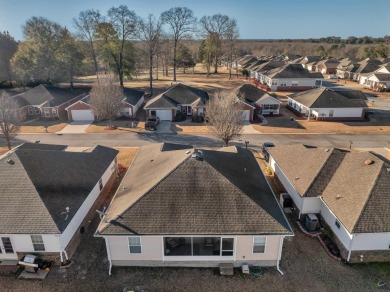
top-left (76, 64), bottom-right (248, 95)
top-left (0, 147), bottom-right (9, 155)
top-left (86, 120), bottom-right (145, 134)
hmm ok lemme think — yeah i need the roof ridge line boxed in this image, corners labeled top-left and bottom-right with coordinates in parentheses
top-left (99, 149), bottom-right (192, 234)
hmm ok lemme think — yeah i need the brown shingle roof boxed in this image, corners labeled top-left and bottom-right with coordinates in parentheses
top-left (98, 144), bottom-right (292, 236)
top-left (321, 152), bottom-right (387, 233)
top-left (268, 145), bottom-right (335, 196)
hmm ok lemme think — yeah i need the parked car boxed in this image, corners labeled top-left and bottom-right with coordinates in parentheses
top-left (145, 116), bottom-right (160, 131)
top-left (261, 142), bottom-right (275, 162)
top-left (327, 75), bottom-right (339, 79)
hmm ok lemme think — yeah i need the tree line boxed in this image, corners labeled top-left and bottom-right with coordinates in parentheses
top-left (0, 6), bottom-right (239, 95)
top-left (247, 36), bottom-right (390, 45)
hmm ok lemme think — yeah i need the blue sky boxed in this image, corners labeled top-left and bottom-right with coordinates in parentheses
top-left (0, 0), bottom-right (389, 41)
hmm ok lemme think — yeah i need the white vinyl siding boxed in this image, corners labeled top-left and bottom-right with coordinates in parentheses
top-left (31, 235), bottom-right (45, 251)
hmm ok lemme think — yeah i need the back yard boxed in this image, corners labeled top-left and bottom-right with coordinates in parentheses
top-left (1, 149), bottom-right (389, 291)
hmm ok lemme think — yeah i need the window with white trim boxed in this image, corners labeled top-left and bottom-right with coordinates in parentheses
top-left (253, 236), bottom-right (266, 253)
top-left (35, 107), bottom-right (40, 114)
top-left (128, 237), bottom-right (141, 254)
top-left (44, 108), bottom-right (50, 117)
top-left (52, 108), bottom-right (57, 117)
top-left (31, 235), bottom-right (45, 251)
top-left (28, 107), bottom-right (34, 115)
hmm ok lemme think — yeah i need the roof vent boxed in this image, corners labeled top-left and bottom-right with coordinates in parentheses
top-left (191, 150), bottom-right (203, 161)
top-left (336, 195), bottom-right (343, 200)
top-left (364, 159), bottom-right (374, 165)
top-left (185, 151), bottom-right (191, 155)
top-left (324, 149), bottom-right (330, 152)
top-left (295, 177), bottom-right (300, 180)
top-left (6, 159), bottom-right (15, 165)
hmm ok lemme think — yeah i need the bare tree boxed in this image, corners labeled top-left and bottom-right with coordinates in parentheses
top-left (0, 93), bottom-right (22, 150)
top-left (73, 9), bottom-right (103, 75)
top-left (138, 14), bottom-right (163, 96)
top-left (206, 90), bottom-right (244, 146)
top-left (89, 74), bottom-right (123, 128)
top-left (161, 7), bottom-right (197, 82)
top-left (225, 22), bottom-right (239, 79)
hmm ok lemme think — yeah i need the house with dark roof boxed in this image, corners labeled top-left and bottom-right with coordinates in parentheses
top-left (95, 143), bottom-right (293, 275)
top-left (359, 65), bottom-right (390, 92)
top-left (65, 87), bottom-right (145, 121)
top-left (268, 144), bottom-right (390, 263)
top-left (144, 84), bottom-right (209, 121)
top-left (287, 87), bottom-right (367, 120)
top-left (233, 84), bottom-right (282, 120)
top-left (257, 64), bottom-right (324, 92)
top-left (12, 84), bottom-right (87, 120)
top-left (0, 143), bottom-right (118, 264)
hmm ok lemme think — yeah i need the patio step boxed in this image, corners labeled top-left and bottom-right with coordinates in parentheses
top-left (219, 263), bottom-right (234, 276)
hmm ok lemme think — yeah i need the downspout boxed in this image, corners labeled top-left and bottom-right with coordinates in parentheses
top-left (104, 237), bottom-right (113, 275)
top-left (276, 236), bottom-right (285, 275)
top-left (63, 249), bottom-right (69, 260)
top-left (347, 234), bottom-right (354, 262)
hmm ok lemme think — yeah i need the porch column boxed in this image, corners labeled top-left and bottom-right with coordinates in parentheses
top-left (307, 109), bottom-right (311, 120)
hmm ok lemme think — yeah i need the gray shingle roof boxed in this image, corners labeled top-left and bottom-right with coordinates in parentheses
top-left (265, 64), bottom-right (324, 79)
top-left (97, 144), bottom-right (292, 236)
top-left (289, 88), bottom-right (367, 108)
top-left (13, 85), bottom-right (85, 108)
top-left (123, 88), bottom-right (145, 106)
top-left (145, 84), bottom-right (209, 109)
top-left (233, 84), bottom-right (270, 103)
top-left (0, 144), bottom-right (118, 234)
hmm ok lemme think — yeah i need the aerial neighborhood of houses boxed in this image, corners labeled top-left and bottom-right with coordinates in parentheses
top-left (1, 51), bottom-right (390, 282)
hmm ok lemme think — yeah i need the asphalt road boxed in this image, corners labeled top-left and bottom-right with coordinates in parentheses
top-left (6, 132), bottom-right (390, 155)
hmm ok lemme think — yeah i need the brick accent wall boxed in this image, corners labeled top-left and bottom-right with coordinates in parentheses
top-left (348, 250), bottom-right (390, 263)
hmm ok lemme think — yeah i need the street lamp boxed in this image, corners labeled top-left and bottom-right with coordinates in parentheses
top-left (245, 141), bottom-right (249, 149)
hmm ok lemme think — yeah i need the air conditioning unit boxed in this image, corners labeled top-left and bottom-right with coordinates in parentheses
top-left (305, 213), bottom-right (319, 232)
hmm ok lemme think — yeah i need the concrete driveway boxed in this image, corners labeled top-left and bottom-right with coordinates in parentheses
top-left (155, 121), bottom-right (173, 134)
top-left (57, 121), bottom-right (92, 134)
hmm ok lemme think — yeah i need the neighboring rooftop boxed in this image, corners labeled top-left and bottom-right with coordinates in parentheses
top-left (288, 87), bottom-right (367, 108)
top-left (0, 143), bottom-right (118, 234)
top-left (145, 83), bottom-right (209, 109)
top-left (12, 84), bottom-right (86, 107)
top-left (269, 144), bottom-right (390, 234)
top-left (97, 143), bottom-right (292, 236)
top-left (265, 64), bottom-right (324, 79)
top-left (123, 87), bottom-right (145, 106)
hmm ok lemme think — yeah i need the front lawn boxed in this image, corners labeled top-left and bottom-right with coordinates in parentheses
top-left (86, 121), bottom-right (144, 133)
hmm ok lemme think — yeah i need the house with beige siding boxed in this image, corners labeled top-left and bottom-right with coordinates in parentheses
top-left (268, 144), bottom-right (390, 263)
top-left (95, 143), bottom-right (293, 275)
top-left (0, 143), bottom-right (118, 265)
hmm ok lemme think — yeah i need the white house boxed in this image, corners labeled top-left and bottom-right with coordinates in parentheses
top-left (287, 87), bottom-right (367, 120)
top-left (95, 143), bottom-right (293, 275)
top-left (257, 64), bottom-right (324, 92)
top-left (268, 144), bottom-right (390, 263)
top-left (0, 143), bottom-right (118, 264)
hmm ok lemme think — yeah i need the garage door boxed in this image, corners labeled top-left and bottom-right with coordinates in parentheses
top-left (242, 110), bottom-right (250, 121)
top-left (72, 110), bottom-right (94, 121)
top-left (155, 110), bottom-right (172, 121)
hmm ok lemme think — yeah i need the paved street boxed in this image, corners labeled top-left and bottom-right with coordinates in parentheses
top-left (5, 132), bottom-right (390, 154)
